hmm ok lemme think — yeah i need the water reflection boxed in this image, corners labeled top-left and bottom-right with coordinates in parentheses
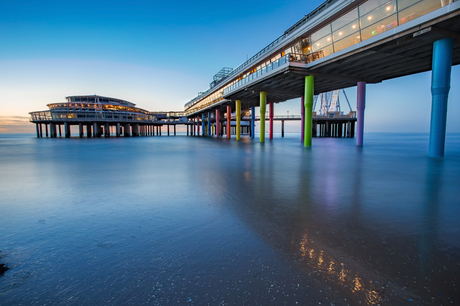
top-left (211, 137), bottom-right (460, 304)
top-left (1, 134), bottom-right (459, 305)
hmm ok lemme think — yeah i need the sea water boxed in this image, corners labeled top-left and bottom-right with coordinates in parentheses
top-left (0, 133), bottom-right (459, 305)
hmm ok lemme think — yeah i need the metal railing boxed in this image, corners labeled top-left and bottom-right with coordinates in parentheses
top-left (255, 115), bottom-right (302, 119)
top-left (150, 111), bottom-right (186, 117)
top-left (254, 112), bottom-right (356, 119)
top-left (223, 52), bottom-right (328, 96)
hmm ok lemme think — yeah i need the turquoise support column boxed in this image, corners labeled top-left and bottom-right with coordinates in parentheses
top-left (201, 114), bottom-right (205, 136)
top-left (356, 81), bottom-right (366, 147)
top-left (260, 92), bottom-right (266, 143)
top-left (251, 107), bottom-right (255, 139)
top-left (304, 76), bottom-right (314, 147)
top-left (429, 38), bottom-right (453, 158)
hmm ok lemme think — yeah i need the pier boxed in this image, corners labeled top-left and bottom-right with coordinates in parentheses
top-left (182, 0), bottom-right (460, 156)
top-left (29, 0), bottom-right (460, 157)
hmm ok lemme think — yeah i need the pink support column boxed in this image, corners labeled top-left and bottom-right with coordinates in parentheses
top-left (269, 102), bottom-right (274, 140)
top-left (197, 116), bottom-right (200, 136)
top-left (356, 82), bottom-right (366, 147)
top-left (301, 95), bottom-right (305, 142)
top-left (215, 109), bottom-right (220, 137)
top-left (227, 105), bottom-right (231, 139)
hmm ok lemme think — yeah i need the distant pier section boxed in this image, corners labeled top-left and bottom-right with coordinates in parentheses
top-left (29, 95), bottom-right (192, 138)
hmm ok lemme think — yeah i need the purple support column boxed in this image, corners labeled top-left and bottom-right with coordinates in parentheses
top-left (356, 82), bottom-right (366, 147)
top-left (215, 109), bottom-right (220, 137)
top-left (197, 115), bottom-right (200, 136)
top-left (300, 95), bottom-right (305, 142)
top-left (269, 102), bottom-right (274, 140)
top-left (227, 106), bottom-right (231, 139)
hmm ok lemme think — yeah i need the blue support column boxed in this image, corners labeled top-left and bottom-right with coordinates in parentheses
top-left (251, 107), bottom-right (255, 139)
top-left (201, 114), bottom-right (205, 136)
top-left (429, 38), bottom-right (453, 158)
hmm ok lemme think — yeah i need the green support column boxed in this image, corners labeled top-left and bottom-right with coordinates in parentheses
top-left (259, 91), bottom-right (266, 143)
top-left (304, 76), bottom-right (314, 147)
top-left (236, 100), bottom-right (241, 140)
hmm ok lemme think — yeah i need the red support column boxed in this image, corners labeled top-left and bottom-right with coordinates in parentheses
top-left (227, 105), bottom-right (231, 139)
top-left (269, 102), bottom-right (274, 140)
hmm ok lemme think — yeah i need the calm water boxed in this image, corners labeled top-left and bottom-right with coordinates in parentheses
top-left (0, 133), bottom-right (459, 305)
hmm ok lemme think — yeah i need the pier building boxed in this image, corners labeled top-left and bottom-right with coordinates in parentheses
top-left (182, 0), bottom-right (459, 156)
top-left (29, 95), bottom-right (191, 138)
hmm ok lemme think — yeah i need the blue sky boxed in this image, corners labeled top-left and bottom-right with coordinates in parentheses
top-left (0, 0), bottom-right (458, 133)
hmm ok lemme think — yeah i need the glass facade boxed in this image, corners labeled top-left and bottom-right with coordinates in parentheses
top-left (186, 0), bottom-right (457, 115)
top-left (31, 99), bottom-right (155, 123)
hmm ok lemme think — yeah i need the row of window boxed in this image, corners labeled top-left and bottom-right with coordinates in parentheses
top-left (48, 103), bottom-right (150, 115)
top-left (30, 112), bottom-right (154, 122)
top-left (186, 0), bottom-right (456, 114)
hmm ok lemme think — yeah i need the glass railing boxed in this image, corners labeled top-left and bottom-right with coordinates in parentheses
top-left (223, 54), bottom-right (293, 96)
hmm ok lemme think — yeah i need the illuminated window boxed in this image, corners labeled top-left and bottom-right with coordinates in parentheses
top-left (398, 0), bottom-right (448, 25)
top-left (360, 0), bottom-right (396, 29)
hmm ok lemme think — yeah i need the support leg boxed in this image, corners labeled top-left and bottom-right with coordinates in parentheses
top-left (65, 122), bottom-right (70, 138)
top-left (429, 38), bottom-right (453, 158)
top-left (281, 120), bottom-right (284, 137)
top-left (356, 81), bottom-right (366, 147)
top-left (259, 93), bottom-right (266, 143)
top-left (304, 76), bottom-right (314, 147)
top-left (201, 114), bottom-right (205, 136)
top-left (216, 109), bottom-right (220, 138)
top-left (207, 112), bottom-right (211, 137)
top-left (301, 95), bottom-right (305, 142)
top-left (251, 106), bottom-right (255, 139)
top-left (227, 106), bottom-right (231, 139)
top-left (269, 102), bottom-right (274, 140)
top-left (87, 125), bottom-right (92, 138)
top-left (236, 100), bottom-right (241, 141)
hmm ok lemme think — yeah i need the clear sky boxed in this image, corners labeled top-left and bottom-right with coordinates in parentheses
top-left (0, 0), bottom-right (458, 133)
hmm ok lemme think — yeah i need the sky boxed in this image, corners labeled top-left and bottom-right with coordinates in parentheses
top-left (0, 0), bottom-right (459, 133)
